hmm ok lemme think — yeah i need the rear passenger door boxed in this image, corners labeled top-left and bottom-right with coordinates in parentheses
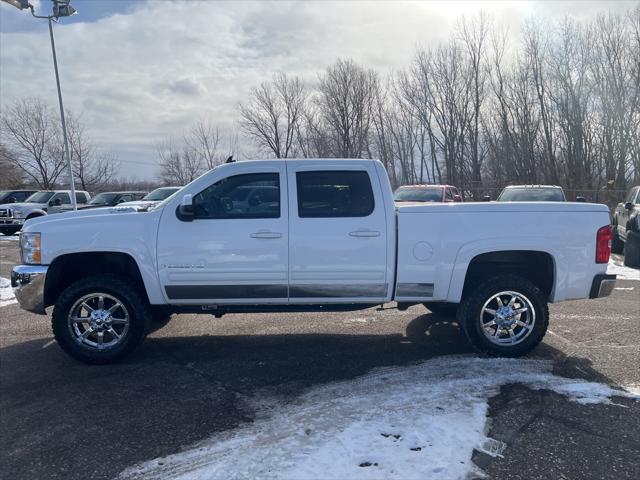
top-left (287, 163), bottom-right (388, 303)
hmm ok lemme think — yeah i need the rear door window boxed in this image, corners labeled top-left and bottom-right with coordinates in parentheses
top-left (296, 171), bottom-right (374, 218)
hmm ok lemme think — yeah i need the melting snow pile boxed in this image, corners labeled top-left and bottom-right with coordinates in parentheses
top-left (121, 356), bottom-right (636, 480)
top-left (0, 277), bottom-right (16, 307)
top-left (607, 254), bottom-right (640, 281)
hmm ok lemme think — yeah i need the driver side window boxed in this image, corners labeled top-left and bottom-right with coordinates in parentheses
top-left (193, 173), bottom-right (280, 219)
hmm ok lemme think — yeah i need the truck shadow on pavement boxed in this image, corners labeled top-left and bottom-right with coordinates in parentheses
top-left (0, 312), bottom-right (631, 480)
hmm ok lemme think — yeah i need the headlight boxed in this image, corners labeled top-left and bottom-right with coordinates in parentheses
top-left (12, 209), bottom-right (22, 217)
top-left (20, 232), bottom-right (41, 264)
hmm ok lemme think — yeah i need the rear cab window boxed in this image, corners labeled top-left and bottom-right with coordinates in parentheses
top-left (296, 171), bottom-right (374, 218)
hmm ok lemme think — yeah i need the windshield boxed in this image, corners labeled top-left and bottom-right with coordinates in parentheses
top-left (394, 187), bottom-right (444, 202)
top-left (89, 193), bottom-right (119, 204)
top-left (497, 188), bottom-right (565, 202)
top-left (25, 191), bottom-right (54, 203)
top-left (143, 187), bottom-right (180, 201)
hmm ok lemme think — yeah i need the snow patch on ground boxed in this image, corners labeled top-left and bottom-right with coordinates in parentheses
top-left (607, 254), bottom-right (640, 281)
top-left (0, 277), bottom-right (17, 307)
top-left (624, 384), bottom-right (640, 396)
top-left (120, 356), bottom-right (636, 480)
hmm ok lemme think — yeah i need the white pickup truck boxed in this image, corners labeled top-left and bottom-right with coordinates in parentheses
top-left (11, 159), bottom-right (616, 364)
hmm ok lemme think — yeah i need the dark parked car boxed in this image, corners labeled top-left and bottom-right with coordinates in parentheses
top-left (58, 191), bottom-right (147, 212)
top-left (612, 185), bottom-right (640, 267)
top-left (394, 184), bottom-right (463, 203)
top-left (0, 190), bottom-right (38, 204)
top-left (496, 185), bottom-right (566, 202)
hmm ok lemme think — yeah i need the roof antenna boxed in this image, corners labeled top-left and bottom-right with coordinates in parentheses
top-left (225, 155), bottom-right (234, 163)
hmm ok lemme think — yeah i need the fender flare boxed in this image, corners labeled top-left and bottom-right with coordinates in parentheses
top-left (445, 237), bottom-right (559, 303)
top-left (25, 209), bottom-right (47, 219)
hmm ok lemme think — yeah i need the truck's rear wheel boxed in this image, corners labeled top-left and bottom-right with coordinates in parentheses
top-left (52, 275), bottom-right (151, 364)
top-left (457, 275), bottom-right (548, 357)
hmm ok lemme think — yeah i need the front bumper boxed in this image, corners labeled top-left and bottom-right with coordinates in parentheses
top-left (11, 265), bottom-right (48, 315)
top-left (589, 273), bottom-right (616, 299)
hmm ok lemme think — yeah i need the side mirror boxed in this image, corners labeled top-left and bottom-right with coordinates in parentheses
top-left (482, 195), bottom-right (491, 202)
top-left (176, 194), bottom-right (194, 221)
top-left (625, 202), bottom-right (634, 210)
top-left (453, 194), bottom-right (463, 202)
top-left (8, 197), bottom-right (17, 203)
top-left (575, 196), bottom-right (586, 202)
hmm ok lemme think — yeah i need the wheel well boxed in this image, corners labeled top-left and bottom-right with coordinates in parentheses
top-left (44, 252), bottom-right (147, 308)
top-left (462, 250), bottom-right (554, 300)
top-left (26, 213), bottom-right (44, 220)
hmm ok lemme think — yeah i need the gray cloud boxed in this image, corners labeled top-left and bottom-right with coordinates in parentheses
top-left (165, 77), bottom-right (206, 96)
top-left (0, 0), bottom-right (632, 179)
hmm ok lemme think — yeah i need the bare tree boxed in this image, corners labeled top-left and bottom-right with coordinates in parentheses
top-left (64, 112), bottom-right (119, 192)
top-left (185, 119), bottom-right (225, 169)
top-left (0, 98), bottom-right (66, 189)
top-left (458, 12), bottom-right (490, 192)
top-left (157, 139), bottom-right (204, 186)
top-left (315, 59), bottom-right (379, 158)
top-left (239, 73), bottom-right (307, 158)
top-left (0, 143), bottom-right (25, 189)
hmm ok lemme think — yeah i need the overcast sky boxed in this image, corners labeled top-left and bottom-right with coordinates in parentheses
top-left (0, 0), bottom-right (635, 180)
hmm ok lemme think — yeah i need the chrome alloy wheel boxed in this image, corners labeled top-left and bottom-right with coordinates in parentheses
top-left (67, 293), bottom-right (130, 350)
top-left (480, 291), bottom-right (536, 346)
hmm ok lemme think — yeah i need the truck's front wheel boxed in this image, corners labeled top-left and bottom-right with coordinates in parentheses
top-left (457, 275), bottom-right (548, 357)
top-left (52, 275), bottom-right (151, 364)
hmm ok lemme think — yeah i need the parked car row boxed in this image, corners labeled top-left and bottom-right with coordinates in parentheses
top-left (612, 185), bottom-right (640, 267)
top-left (392, 184), bottom-right (571, 204)
top-left (0, 186), bottom-right (182, 236)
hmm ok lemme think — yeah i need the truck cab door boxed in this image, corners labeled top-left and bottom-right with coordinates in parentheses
top-left (286, 162), bottom-right (389, 304)
top-left (156, 162), bottom-right (289, 305)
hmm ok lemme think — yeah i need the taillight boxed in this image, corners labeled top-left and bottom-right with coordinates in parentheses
top-left (595, 225), bottom-right (612, 264)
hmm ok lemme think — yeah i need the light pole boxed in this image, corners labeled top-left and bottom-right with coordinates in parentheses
top-left (2, 0), bottom-right (78, 210)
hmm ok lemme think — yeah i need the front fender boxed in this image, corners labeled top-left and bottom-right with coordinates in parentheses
top-left (21, 209), bottom-right (165, 304)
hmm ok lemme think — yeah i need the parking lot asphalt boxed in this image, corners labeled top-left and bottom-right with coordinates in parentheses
top-left (1, 236), bottom-right (639, 480)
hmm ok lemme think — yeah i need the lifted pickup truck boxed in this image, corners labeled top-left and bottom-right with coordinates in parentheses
top-left (12, 159), bottom-right (616, 364)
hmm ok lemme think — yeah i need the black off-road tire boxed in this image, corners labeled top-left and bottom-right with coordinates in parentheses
top-left (623, 231), bottom-right (640, 268)
top-left (52, 275), bottom-right (151, 364)
top-left (611, 225), bottom-right (624, 254)
top-left (457, 274), bottom-right (549, 357)
top-left (423, 302), bottom-right (458, 318)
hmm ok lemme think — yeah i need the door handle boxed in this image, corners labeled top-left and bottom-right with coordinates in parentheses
top-left (349, 229), bottom-right (381, 238)
top-left (250, 231), bottom-right (282, 239)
